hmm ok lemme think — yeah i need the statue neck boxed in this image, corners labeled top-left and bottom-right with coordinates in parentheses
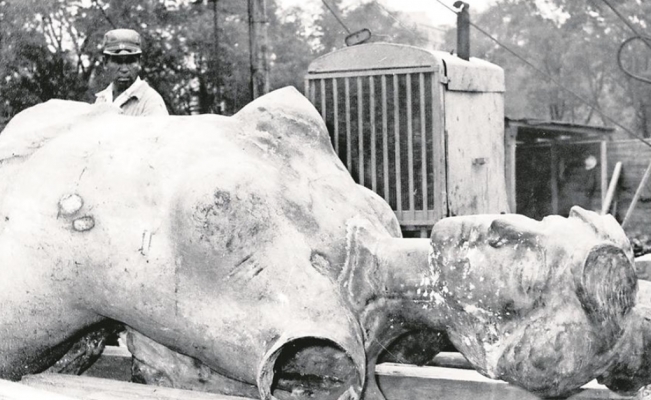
top-left (339, 220), bottom-right (434, 310)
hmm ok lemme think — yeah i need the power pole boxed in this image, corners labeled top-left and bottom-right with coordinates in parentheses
top-left (248, 0), bottom-right (269, 99)
top-left (209, 0), bottom-right (222, 113)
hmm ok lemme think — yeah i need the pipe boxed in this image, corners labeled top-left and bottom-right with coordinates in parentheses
top-left (454, 1), bottom-right (470, 60)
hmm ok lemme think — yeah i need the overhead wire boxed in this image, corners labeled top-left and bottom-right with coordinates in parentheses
top-left (321, 0), bottom-right (351, 34)
top-left (92, 0), bottom-right (116, 29)
top-left (373, 1), bottom-right (425, 42)
top-left (600, 0), bottom-right (651, 84)
top-left (428, 0), bottom-right (651, 148)
top-left (600, 0), bottom-right (651, 51)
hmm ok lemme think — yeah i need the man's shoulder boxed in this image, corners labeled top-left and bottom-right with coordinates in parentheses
top-left (130, 80), bottom-right (168, 116)
top-left (94, 85), bottom-right (112, 103)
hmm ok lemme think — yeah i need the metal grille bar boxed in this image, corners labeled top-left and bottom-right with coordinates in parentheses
top-left (370, 76), bottom-right (377, 192)
top-left (420, 73), bottom-right (428, 212)
top-left (307, 71), bottom-right (440, 227)
top-left (357, 77), bottom-right (364, 186)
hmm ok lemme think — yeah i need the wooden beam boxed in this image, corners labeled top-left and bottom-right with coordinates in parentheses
top-left (428, 352), bottom-right (473, 370)
top-left (622, 159), bottom-right (651, 228)
top-left (0, 378), bottom-right (82, 400)
top-left (21, 374), bottom-right (254, 400)
top-left (601, 161), bottom-right (622, 215)
top-left (375, 363), bottom-right (628, 400)
top-left (11, 352), bottom-right (628, 400)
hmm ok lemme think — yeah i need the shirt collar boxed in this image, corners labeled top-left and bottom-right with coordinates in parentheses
top-left (95, 77), bottom-right (145, 106)
top-left (113, 76), bottom-right (145, 106)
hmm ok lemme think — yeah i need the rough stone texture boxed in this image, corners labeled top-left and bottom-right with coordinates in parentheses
top-left (598, 279), bottom-right (651, 395)
top-left (0, 89), bottom-right (391, 399)
top-left (429, 208), bottom-right (638, 397)
top-left (0, 88), bottom-right (407, 400)
top-left (0, 88), bottom-right (643, 400)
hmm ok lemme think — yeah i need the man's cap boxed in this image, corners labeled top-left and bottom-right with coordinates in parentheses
top-left (102, 29), bottom-right (142, 56)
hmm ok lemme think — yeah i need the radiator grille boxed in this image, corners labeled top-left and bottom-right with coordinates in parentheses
top-left (306, 72), bottom-right (441, 226)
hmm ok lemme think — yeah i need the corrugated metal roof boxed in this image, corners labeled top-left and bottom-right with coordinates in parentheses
top-left (506, 117), bottom-right (614, 143)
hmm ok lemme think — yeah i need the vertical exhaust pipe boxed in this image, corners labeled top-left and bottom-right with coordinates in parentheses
top-left (454, 1), bottom-right (470, 61)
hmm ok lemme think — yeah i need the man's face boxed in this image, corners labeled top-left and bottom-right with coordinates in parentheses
top-left (105, 54), bottom-right (141, 92)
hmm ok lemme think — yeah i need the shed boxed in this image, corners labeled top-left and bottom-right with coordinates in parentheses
top-left (504, 118), bottom-right (615, 220)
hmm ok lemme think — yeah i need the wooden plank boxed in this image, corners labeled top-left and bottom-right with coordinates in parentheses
top-left (370, 76), bottom-right (377, 192)
top-left (375, 364), bottom-right (630, 400)
top-left (622, 159), bottom-right (651, 228)
top-left (102, 345), bottom-right (130, 358)
top-left (345, 77), bottom-right (352, 171)
top-left (429, 352), bottom-right (473, 370)
top-left (601, 161), bottom-right (622, 215)
top-left (394, 74), bottom-right (402, 212)
top-left (382, 75), bottom-right (390, 202)
top-left (82, 346), bottom-right (131, 382)
top-left (26, 349), bottom-right (627, 400)
top-left (420, 72), bottom-right (428, 212)
top-left (357, 77), bottom-right (365, 186)
top-left (20, 374), bottom-right (255, 400)
top-left (0, 378), bottom-right (82, 400)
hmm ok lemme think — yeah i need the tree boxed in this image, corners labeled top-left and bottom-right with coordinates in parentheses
top-left (444, 0), bottom-right (651, 136)
top-left (0, 0), bottom-right (431, 124)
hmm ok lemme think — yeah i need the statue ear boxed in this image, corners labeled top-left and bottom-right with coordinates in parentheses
top-left (487, 215), bottom-right (541, 249)
top-left (575, 244), bottom-right (637, 348)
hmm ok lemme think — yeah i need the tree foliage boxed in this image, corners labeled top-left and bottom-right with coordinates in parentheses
top-left (443, 0), bottom-right (651, 136)
top-left (0, 0), bottom-right (427, 123)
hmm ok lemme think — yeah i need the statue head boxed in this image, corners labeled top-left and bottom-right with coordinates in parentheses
top-left (428, 206), bottom-right (636, 397)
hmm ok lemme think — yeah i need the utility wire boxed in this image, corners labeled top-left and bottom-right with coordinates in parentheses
top-left (418, 23), bottom-right (448, 33)
top-left (432, 0), bottom-right (460, 14)
top-left (321, 0), bottom-right (351, 34)
top-left (601, 0), bottom-right (651, 84)
top-left (431, 0), bottom-right (651, 148)
top-left (601, 0), bottom-right (651, 51)
top-left (373, 1), bottom-right (424, 41)
top-left (92, 0), bottom-right (116, 29)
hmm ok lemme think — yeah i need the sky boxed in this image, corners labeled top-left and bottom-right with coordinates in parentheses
top-left (277, 0), bottom-right (498, 28)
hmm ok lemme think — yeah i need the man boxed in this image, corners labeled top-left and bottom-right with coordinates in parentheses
top-left (95, 28), bottom-right (168, 116)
